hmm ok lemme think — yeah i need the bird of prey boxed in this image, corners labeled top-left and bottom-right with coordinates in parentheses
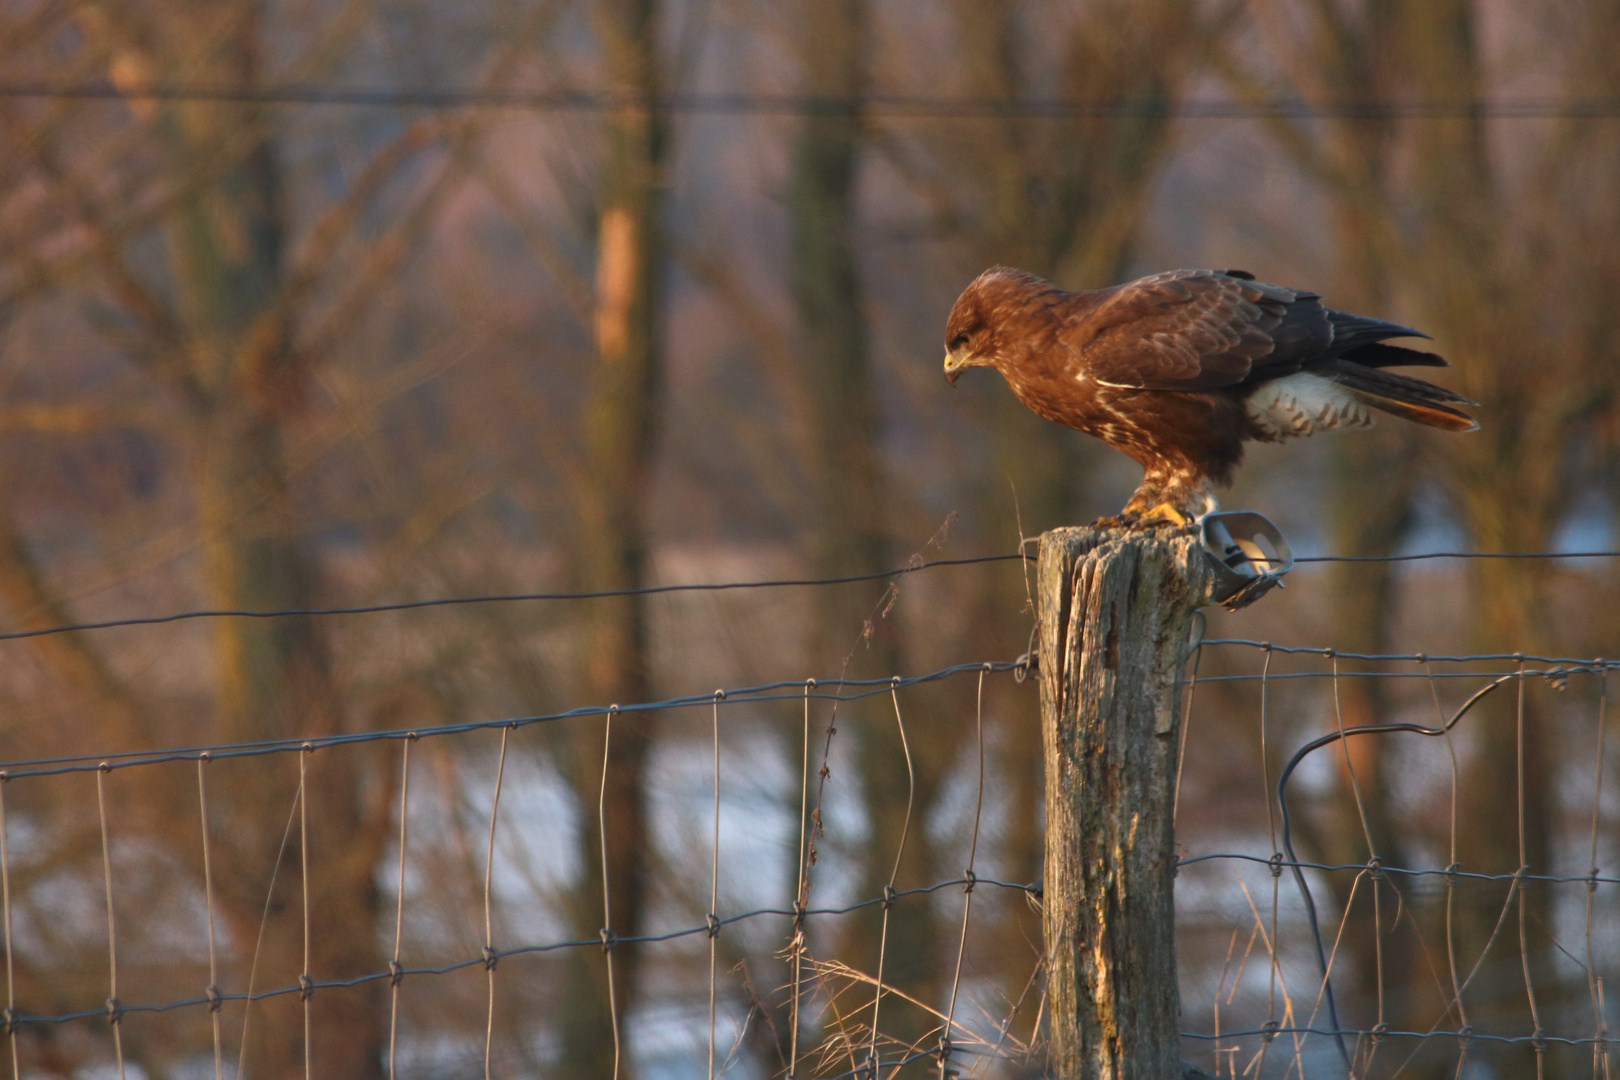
top-left (942, 267), bottom-right (1476, 526)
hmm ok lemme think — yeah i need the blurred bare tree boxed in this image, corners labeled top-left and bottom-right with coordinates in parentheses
top-left (1236, 0), bottom-right (1620, 1071)
top-left (785, 0), bottom-right (945, 1064)
top-left (0, 0), bottom-right (1616, 1076)
top-left (0, 0), bottom-right (498, 1071)
top-left (559, 0), bottom-right (671, 1075)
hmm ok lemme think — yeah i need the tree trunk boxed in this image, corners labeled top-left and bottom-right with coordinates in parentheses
top-left (1037, 526), bottom-right (1209, 1079)
top-left (790, 2), bottom-right (958, 1065)
top-left (155, 8), bottom-right (386, 1074)
top-left (1396, 6), bottom-right (1556, 1069)
top-left (562, 2), bottom-right (667, 1074)
top-left (1317, 37), bottom-right (1419, 1019)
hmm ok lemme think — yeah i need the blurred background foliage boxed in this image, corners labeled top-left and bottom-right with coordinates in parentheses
top-left (1, 0), bottom-right (1619, 1075)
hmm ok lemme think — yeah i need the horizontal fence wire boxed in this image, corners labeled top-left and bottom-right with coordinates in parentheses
top-left (0, 550), bottom-right (1612, 1074)
top-left (1187, 1028), bottom-right (1615, 1048)
top-left (0, 877), bottom-right (1037, 1030)
top-left (0, 548), bottom-right (1612, 644)
top-left (0, 553), bottom-right (1030, 643)
top-left (1207, 641), bottom-right (1616, 663)
top-left (0, 662), bottom-right (1023, 778)
top-left (1178, 854), bottom-right (1620, 888)
top-left (6, 85), bottom-right (1620, 119)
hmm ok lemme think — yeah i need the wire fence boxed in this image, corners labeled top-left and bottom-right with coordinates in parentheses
top-left (0, 547), bottom-right (1614, 1077)
top-left (1175, 637), bottom-right (1616, 1079)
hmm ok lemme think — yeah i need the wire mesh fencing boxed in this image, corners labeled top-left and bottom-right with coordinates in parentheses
top-left (1175, 636), bottom-right (1618, 1079)
top-left (0, 550), bottom-right (1613, 1077)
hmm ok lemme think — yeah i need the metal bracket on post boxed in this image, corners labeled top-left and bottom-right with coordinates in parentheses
top-left (1200, 511), bottom-right (1293, 610)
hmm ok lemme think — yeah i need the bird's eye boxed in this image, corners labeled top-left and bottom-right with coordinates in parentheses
top-left (949, 333), bottom-right (969, 351)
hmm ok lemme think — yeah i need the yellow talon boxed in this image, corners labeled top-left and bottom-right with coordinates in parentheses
top-left (1138, 503), bottom-right (1189, 527)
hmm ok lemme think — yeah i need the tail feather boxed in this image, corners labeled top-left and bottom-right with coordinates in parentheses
top-left (1327, 309), bottom-right (1431, 351)
top-left (1342, 341), bottom-right (1448, 369)
top-left (1328, 360), bottom-right (1479, 433)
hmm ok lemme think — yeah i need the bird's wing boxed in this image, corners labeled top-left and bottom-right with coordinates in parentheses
top-left (1063, 270), bottom-right (1318, 391)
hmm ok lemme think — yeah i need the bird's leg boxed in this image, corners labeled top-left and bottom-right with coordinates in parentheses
top-left (1115, 467), bottom-right (1215, 530)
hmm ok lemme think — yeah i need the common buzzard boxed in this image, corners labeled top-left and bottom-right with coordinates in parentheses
top-left (942, 267), bottom-right (1476, 526)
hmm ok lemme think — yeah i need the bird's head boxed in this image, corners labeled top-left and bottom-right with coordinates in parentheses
top-left (942, 266), bottom-right (1045, 385)
top-left (942, 286), bottom-right (996, 385)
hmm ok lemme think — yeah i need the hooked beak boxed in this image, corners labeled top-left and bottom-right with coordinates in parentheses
top-left (943, 350), bottom-right (965, 386)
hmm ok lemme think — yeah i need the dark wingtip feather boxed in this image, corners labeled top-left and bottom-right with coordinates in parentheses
top-left (1344, 341), bottom-right (1449, 369)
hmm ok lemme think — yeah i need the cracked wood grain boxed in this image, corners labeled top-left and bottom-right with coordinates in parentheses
top-left (1038, 526), bottom-right (1211, 1079)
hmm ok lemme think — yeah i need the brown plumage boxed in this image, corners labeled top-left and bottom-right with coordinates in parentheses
top-left (942, 267), bottom-right (1477, 525)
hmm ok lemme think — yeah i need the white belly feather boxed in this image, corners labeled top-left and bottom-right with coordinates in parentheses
top-left (1245, 372), bottom-right (1373, 439)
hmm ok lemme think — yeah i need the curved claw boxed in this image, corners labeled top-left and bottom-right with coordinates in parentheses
top-left (1136, 502), bottom-right (1191, 528)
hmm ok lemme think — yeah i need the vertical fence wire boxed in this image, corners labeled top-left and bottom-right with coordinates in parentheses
top-left (790, 680), bottom-right (814, 1079)
top-left (1210, 927), bottom-right (1237, 1074)
top-left (600, 705), bottom-right (623, 1080)
top-left (95, 766), bottom-right (125, 1080)
top-left (0, 775), bottom-right (16, 1080)
top-left (1423, 656), bottom-right (1471, 1070)
top-left (389, 736), bottom-right (413, 1079)
top-left (865, 678), bottom-right (915, 1078)
top-left (1585, 667), bottom-right (1610, 1079)
top-left (196, 755), bottom-right (223, 1080)
top-left (1256, 644), bottom-right (1284, 1078)
top-left (708, 692), bottom-right (724, 1079)
top-left (237, 778), bottom-right (305, 1079)
top-left (1326, 652), bottom-right (1376, 1075)
top-left (483, 724), bottom-right (510, 1080)
top-left (1336, 652), bottom-right (1386, 1076)
top-left (1268, 645), bottom-right (1311, 1079)
top-left (938, 666), bottom-right (987, 1078)
top-left (1172, 622), bottom-right (1204, 826)
top-left (1514, 658), bottom-right (1547, 1080)
top-left (299, 746), bottom-right (312, 1080)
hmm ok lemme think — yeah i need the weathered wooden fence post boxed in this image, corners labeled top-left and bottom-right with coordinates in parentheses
top-left (1038, 525), bottom-right (1212, 1079)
